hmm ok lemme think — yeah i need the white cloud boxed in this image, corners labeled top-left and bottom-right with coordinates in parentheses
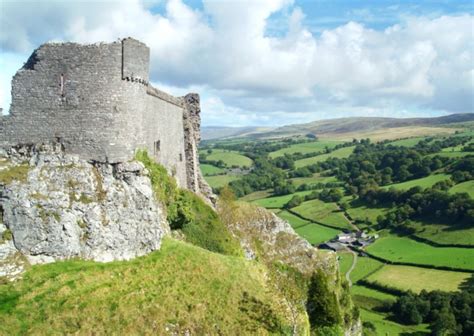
top-left (0, 0), bottom-right (472, 125)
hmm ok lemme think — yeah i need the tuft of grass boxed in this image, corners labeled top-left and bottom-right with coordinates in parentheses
top-left (0, 165), bottom-right (29, 185)
top-left (1, 229), bottom-right (12, 243)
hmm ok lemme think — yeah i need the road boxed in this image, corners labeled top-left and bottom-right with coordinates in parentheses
top-left (345, 248), bottom-right (358, 287)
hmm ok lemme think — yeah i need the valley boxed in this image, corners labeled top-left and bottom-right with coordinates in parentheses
top-left (200, 115), bottom-right (474, 335)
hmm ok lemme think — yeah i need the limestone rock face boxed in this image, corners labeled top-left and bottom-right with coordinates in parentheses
top-left (0, 143), bottom-right (170, 278)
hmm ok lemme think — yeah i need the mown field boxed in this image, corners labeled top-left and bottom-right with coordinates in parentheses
top-left (366, 234), bottom-right (474, 271)
top-left (201, 149), bottom-right (253, 168)
top-left (292, 199), bottom-right (351, 230)
top-left (294, 146), bottom-right (355, 168)
top-left (269, 140), bottom-right (342, 158)
top-left (382, 173), bottom-right (451, 190)
top-left (366, 265), bottom-right (471, 293)
top-left (388, 136), bottom-right (426, 147)
top-left (203, 174), bottom-right (240, 188)
top-left (450, 180), bottom-right (474, 198)
top-left (200, 163), bottom-right (225, 176)
top-left (290, 173), bottom-right (337, 187)
top-left (251, 190), bottom-right (314, 208)
top-left (409, 220), bottom-right (474, 246)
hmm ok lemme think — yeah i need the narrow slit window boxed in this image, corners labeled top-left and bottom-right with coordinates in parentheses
top-left (179, 153), bottom-right (183, 162)
top-left (60, 74), bottom-right (65, 96)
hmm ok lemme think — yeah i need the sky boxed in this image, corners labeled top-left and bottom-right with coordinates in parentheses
top-left (0, 0), bottom-right (473, 127)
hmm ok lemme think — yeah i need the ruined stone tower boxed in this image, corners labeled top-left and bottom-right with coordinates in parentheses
top-left (0, 38), bottom-right (206, 191)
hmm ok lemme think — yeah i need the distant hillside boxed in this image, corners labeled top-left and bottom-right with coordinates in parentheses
top-left (205, 113), bottom-right (474, 141)
top-left (201, 126), bottom-right (274, 140)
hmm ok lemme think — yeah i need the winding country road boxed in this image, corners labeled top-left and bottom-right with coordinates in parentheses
top-left (345, 248), bottom-right (358, 287)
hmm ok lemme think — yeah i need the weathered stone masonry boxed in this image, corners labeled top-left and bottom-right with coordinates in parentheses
top-left (0, 38), bottom-right (205, 191)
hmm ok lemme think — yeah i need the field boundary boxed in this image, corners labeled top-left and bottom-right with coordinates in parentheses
top-left (350, 246), bottom-right (474, 273)
top-left (409, 233), bottom-right (474, 249)
top-left (286, 209), bottom-right (346, 232)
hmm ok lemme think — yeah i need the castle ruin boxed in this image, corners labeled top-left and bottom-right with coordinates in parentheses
top-left (0, 38), bottom-right (204, 192)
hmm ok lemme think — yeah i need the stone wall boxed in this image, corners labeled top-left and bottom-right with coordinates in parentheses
top-left (0, 38), bottom-right (204, 190)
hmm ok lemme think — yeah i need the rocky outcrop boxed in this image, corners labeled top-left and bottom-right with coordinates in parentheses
top-left (0, 143), bottom-right (170, 279)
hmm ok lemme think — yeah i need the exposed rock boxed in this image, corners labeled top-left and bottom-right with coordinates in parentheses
top-left (0, 143), bottom-right (170, 278)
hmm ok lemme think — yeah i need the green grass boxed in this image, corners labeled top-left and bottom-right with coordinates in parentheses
top-left (251, 190), bottom-right (313, 208)
top-left (277, 211), bottom-right (311, 229)
top-left (382, 173), bottom-right (451, 190)
top-left (367, 233), bottom-right (474, 270)
top-left (366, 265), bottom-right (471, 293)
top-left (346, 203), bottom-right (388, 225)
top-left (351, 285), bottom-right (396, 303)
top-left (428, 151), bottom-right (472, 158)
top-left (239, 189), bottom-right (273, 202)
top-left (450, 180), bottom-right (474, 198)
top-left (350, 257), bottom-right (384, 283)
top-left (388, 137), bottom-right (427, 147)
top-left (269, 140), bottom-right (343, 158)
top-left (338, 252), bottom-right (354, 276)
top-left (203, 175), bottom-right (240, 189)
top-left (360, 308), bottom-right (430, 336)
top-left (410, 220), bottom-right (474, 246)
top-left (0, 238), bottom-right (293, 335)
top-left (294, 223), bottom-right (340, 246)
top-left (292, 199), bottom-right (351, 230)
top-left (201, 149), bottom-right (253, 168)
top-left (290, 173), bottom-right (338, 187)
top-left (294, 146), bottom-right (355, 168)
top-left (200, 164), bottom-right (225, 176)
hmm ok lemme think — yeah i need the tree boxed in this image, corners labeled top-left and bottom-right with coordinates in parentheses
top-left (307, 270), bottom-right (342, 329)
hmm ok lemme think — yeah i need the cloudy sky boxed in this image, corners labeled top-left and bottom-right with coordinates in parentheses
top-left (0, 0), bottom-right (473, 127)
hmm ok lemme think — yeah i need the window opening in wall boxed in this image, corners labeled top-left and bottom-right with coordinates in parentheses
top-left (60, 74), bottom-right (65, 97)
top-left (154, 140), bottom-right (161, 156)
top-left (179, 153), bottom-right (183, 162)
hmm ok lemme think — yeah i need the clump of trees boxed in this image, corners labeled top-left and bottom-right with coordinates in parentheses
top-left (390, 288), bottom-right (474, 336)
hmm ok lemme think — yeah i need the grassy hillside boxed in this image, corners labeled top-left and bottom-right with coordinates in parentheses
top-left (450, 180), bottom-right (474, 198)
top-left (367, 234), bottom-right (474, 270)
top-left (381, 173), bottom-right (451, 190)
top-left (200, 149), bottom-right (252, 168)
top-left (294, 147), bottom-right (355, 168)
top-left (366, 265), bottom-right (471, 293)
top-left (292, 199), bottom-right (351, 230)
top-left (0, 238), bottom-right (294, 335)
top-left (269, 140), bottom-right (342, 158)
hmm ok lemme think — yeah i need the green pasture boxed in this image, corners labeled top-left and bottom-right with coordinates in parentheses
top-left (290, 173), bottom-right (338, 187)
top-left (366, 234), bottom-right (474, 270)
top-left (410, 220), bottom-right (474, 246)
top-left (382, 173), bottom-right (451, 190)
top-left (269, 140), bottom-right (343, 158)
top-left (450, 180), bottom-right (474, 198)
top-left (366, 265), bottom-right (471, 293)
top-left (291, 199), bottom-right (351, 229)
top-left (201, 149), bottom-right (253, 168)
top-left (204, 175), bottom-right (240, 189)
top-left (200, 164), bottom-right (225, 176)
top-left (252, 190), bottom-right (313, 208)
top-left (294, 146), bottom-right (355, 168)
top-left (388, 136), bottom-right (427, 147)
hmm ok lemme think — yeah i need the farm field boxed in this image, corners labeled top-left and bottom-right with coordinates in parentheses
top-left (351, 285), bottom-right (396, 303)
top-left (200, 164), bottom-right (225, 176)
top-left (410, 221), bottom-right (474, 246)
top-left (366, 265), bottom-right (471, 293)
top-left (294, 146), bottom-right (355, 168)
top-left (349, 257), bottom-right (384, 283)
top-left (251, 190), bottom-right (313, 208)
top-left (292, 199), bottom-right (351, 229)
top-left (450, 180), bottom-right (474, 198)
top-left (360, 308), bottom-right (430, 336)
top-left (269, 140), bottom-right (342, 158)
top-left (201, 149), bottom-right (253, 168)
top-left (382, 173), bottom-right (451, 190)
top-left (366, 234), bottom-right (474, 271)
top-left (428, 151), bottom-right (472, 158)
top-left (388, 136), bottom-right (426, 147)
top-left (290, 173), bottom-right (338, 187)
top-left (346, 203), bottom-right (388, 226)
top-left (203, 174), bottom-right (240, 189)
top-left (337, 252), bottom-right (354, 275)
top-left (239, 189), bottom-right (273, 202)
top-left (294, 223), bottom-right (341, 245)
